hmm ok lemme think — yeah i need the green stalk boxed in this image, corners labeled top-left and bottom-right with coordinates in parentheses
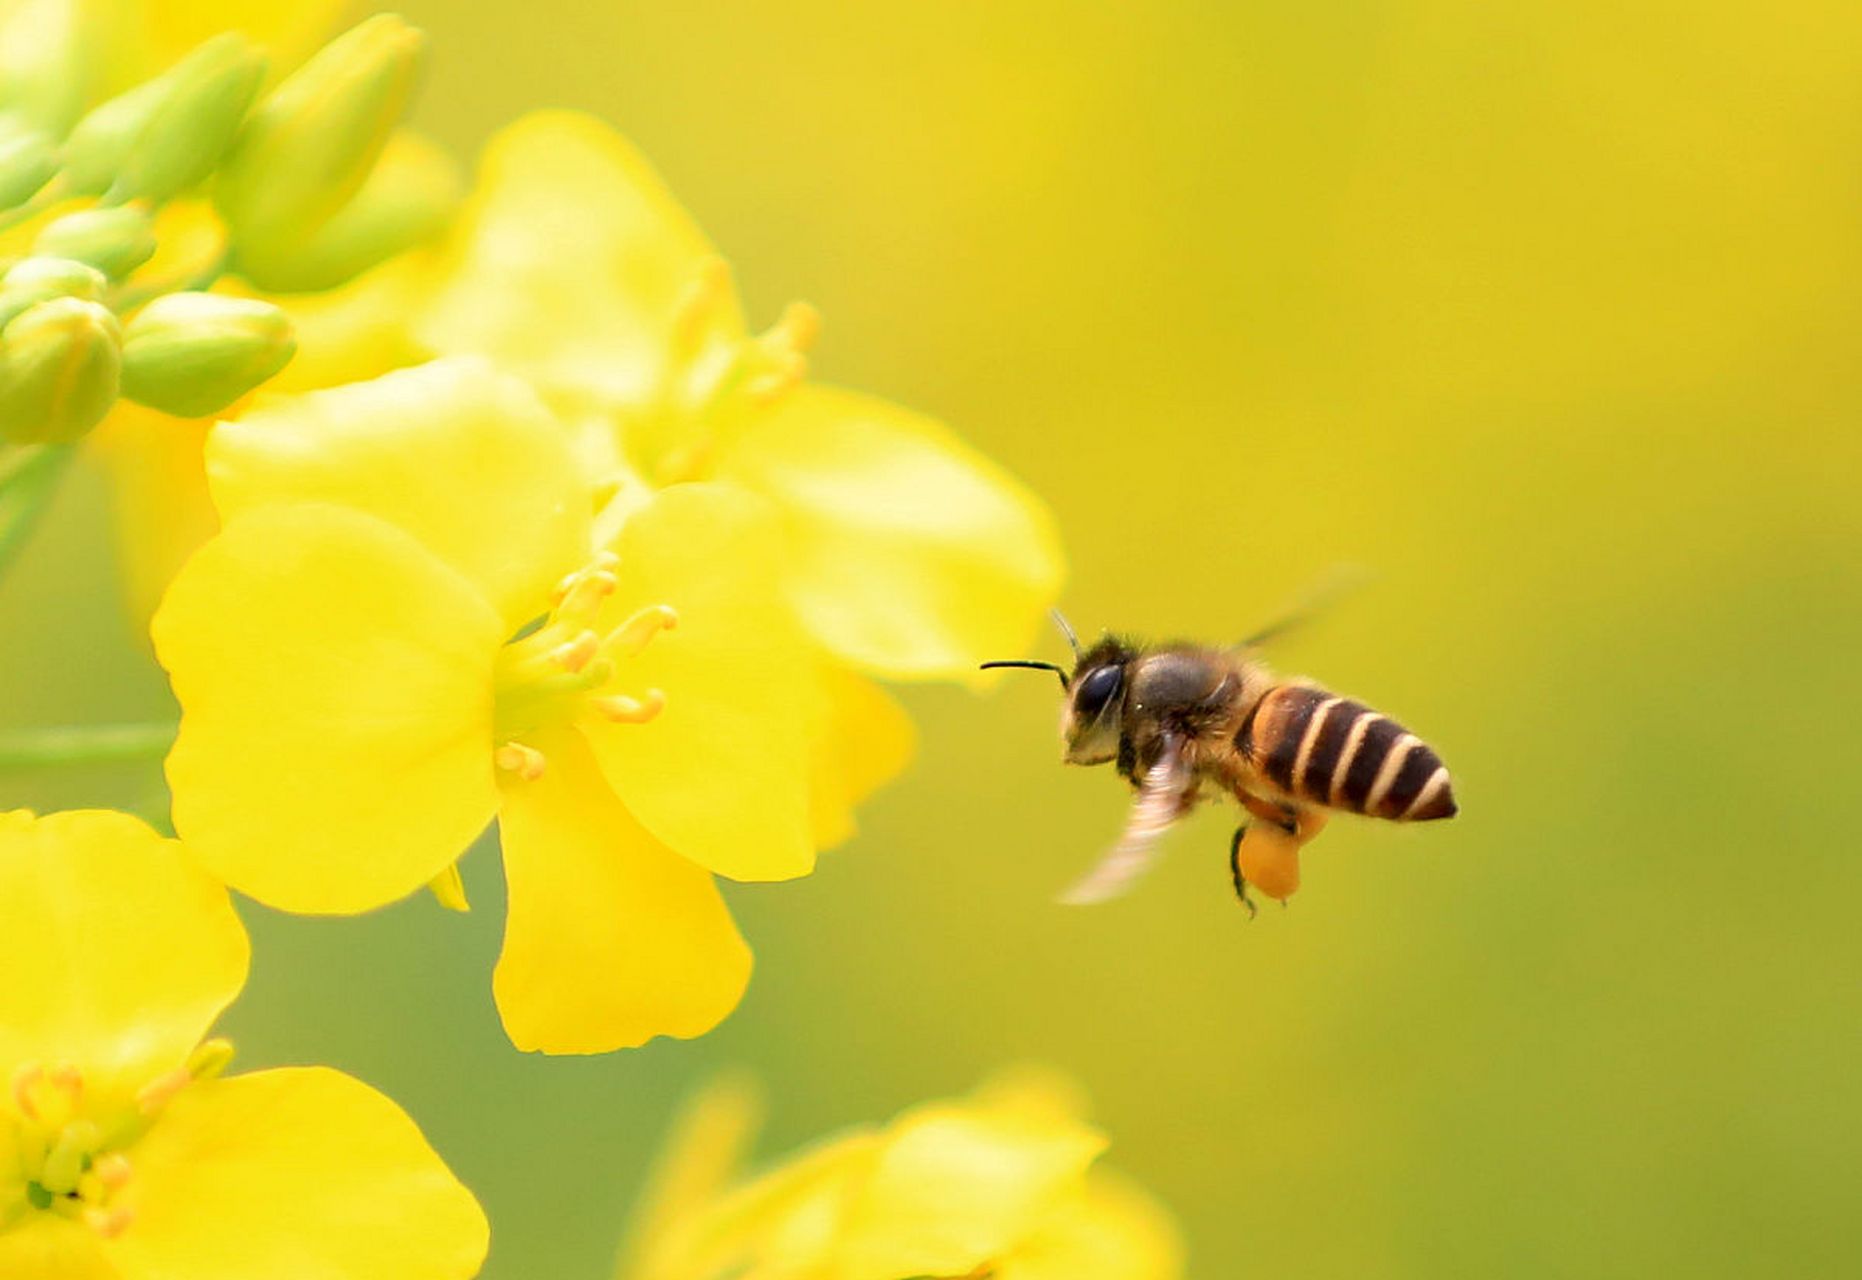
top-left (0, 721), bottom-right (177, 769)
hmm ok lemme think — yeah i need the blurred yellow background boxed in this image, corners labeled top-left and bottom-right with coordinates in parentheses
top-left (5, 1), bottom-right (1860, 1274)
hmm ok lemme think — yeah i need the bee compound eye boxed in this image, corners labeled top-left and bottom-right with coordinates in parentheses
top-left (1073, 664), bottom-right (1123, 718)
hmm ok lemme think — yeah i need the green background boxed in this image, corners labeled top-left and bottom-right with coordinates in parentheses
top-left (5, 1), bottom-right (1860, 1275)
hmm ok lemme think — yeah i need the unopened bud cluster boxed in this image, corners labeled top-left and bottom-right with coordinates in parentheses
top-left (0, 13), bottom-right (458, 444)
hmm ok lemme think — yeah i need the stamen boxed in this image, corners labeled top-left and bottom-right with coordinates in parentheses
top-left (495, 742), bottom-right (548, 781)
top-left (604, 604), bottom-right (679, 658)
top-left (744, 351), bottom-right (807, 406)
top-left (767, 300), bottom-right (821, 354)
top-left (136, 1068), bottom-right (191, 1116)
top-left (91, 1153), bottom-right (132, 1192)
top-left (550, 630), bottom-right (602, 673)
top-left (557, 569), bottom-right (618, 622)
top-left (593, 689), bottom-right (665, 724)
top-left (669, 256), bottom-right (733, 354)
top-left (551, 551), bottom-right (620, 606)
top-left (185, 1039), bottom-right (234, 1083)
top-left (11, 1063), bottom-right (44, 1121)
top-left (83, 1204), bottom-right (134, 1239)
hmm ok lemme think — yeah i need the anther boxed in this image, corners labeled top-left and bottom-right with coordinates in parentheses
top-left (745, 351), bottom-right (806, 406)
top-left (605, 604), bottom-right (678, 658)
top-left (185, 1038), bottom-right (235, 1083)
top-left (550, 630), bottom-right (601, 673)
top-left (92, 1153), bottom-right (132, 1192)
top-left (767, 300), bottom-right (822, 354)
top-left (670, 256), bottom-right (733, 353)
top-left (136, 1068), bottom-right (192, 1115)
top-left (593, 689), bottom-right (665, 724)
top-left (83, 1204), bottom-right (134, 1239)
top-left (11, 1063), bottom-right (44, 1120)
top-left (495, 742), bottom-right (548, 781)
top-left (551, 552), bottom-right (620, 606)
top-left (556, 569), bottom-right (618, 623)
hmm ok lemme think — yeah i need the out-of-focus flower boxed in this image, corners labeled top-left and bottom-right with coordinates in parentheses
top-left (152, 357), bottom-right (817, 1053)
top-left (0, 8), bottom-right (457, 612)
top-left (621, 1071), bottom-right (1183, 1280)
top-left (0, 808), bottom-right (488, 1280)
top-left (418, 111), bottom-right (1064, 684)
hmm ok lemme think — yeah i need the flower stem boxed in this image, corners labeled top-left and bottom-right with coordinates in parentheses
top-left (0, 443), bottom-right (76, 583)
top-left (0, 722), bottom-right (178, 769)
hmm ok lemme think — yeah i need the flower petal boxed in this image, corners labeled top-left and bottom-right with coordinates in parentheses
top-left (492, 727), bottom-right (752, 1053)
top-left (0, 810), bottom-right (246, 1103)
top-left (207, 358), bottom-right (589, 630)
top-left (0, 1213), bottom-right (113, 1280)
top-left (832, 1101), bottom-right (1108, 1280)
top-left (715, 384), bottom-right (1065, 679)
top-left (152, 504), bottom-right (503, 914)
top-left (87, 401), bottom-right (218, 631)
top-left (808, 665), bottom-right (915, 850)
top-left (998, 1171), bottom-right (1185, 1280)
top-left (578, 484), bottom-right (816, 883)
top-left (105, 1067), bottom-right (488, 1280)
top-left (416, 110), bottom-right (742, 411)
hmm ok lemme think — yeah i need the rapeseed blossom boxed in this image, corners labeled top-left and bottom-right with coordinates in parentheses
top-left (417, 111), bottom-right (1064, 684)
top-left (620, 1071), bottom-right (1182, 1280)
top-left (0, 809), bottom-right (487, 1280)
top-left (152, 357), bottom-right (824, 1053)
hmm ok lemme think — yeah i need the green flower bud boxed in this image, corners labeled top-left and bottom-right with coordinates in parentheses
top-left (237, 129), bottom-right (461, 293)
top-left (0, 118), bottom-right (58, 209)
top-left (120, 291), bottom-right (295, 418)
top-left (61, 76), bottom-right (169, 195)
top-left (32, 205), bottom-right (157, 279)
top-left (216, 16), bottom-right (426, 277)
top-left (0, 0), bottom-right (115, 136)
top-left (0, 297), bottom-right (122, 445)
top-left (64, 33), bottom-right (270, 205)
top-left (0, 255), bottom-right (108, 329)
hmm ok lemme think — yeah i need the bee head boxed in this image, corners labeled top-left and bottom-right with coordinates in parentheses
top-left (1058, 636), bottom-right (1134, 765)
top-left (980, 612), bottom-right (1133, 767)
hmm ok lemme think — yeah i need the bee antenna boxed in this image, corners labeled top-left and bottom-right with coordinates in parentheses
top-left (1050, 609), bottom-right (1082, 658)
top-left (979, 660), bottom-right (1071, 691)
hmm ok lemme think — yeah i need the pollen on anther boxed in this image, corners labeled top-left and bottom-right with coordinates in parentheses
top-left (606, 604), bottom-right (678, 657)
top-left (551, 630), bottom-right (601, 673)
top-left (594, 689), bottom-right (666, 724)
top-left (83, 1205), bottom-right (135, 1239)
top-left (135, 1067), bottom-right (192, 1115)
top-left (495, 741), bottom-right (548, 781)
top-left (771, 300), bottom-right (822, 354)
top-left (11, 1063), bottom-right (45, 1119)
top-left (92, 1153), bottom-right (133, 1192)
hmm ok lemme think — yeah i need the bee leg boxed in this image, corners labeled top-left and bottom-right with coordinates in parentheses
top-left (1228, 826), bottom-right (1258, 920)
top-left (1240, 792), bottom-right (1302, 837)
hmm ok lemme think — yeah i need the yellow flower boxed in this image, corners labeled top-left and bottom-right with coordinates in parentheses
top-left (621, 1071), bottom-right (1182, 1280)
top-left (417, 111), bottom-right (1064, 683)
top-left (151, 356), bottom-right (820, 1053)
top-left (0, 808), bottom-right (487, 1280)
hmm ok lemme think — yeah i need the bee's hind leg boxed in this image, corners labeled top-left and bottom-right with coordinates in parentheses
top-left (1228, 826), bottom-right (1258, 920)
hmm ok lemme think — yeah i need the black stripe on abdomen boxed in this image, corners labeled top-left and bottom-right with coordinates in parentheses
top-left (1336, 715), bottom-right (1405, 812)
top-left (1374, 741), bottom-right (1443, 818)
top-left (1294, 697), bottom-right (1368, 802)
top-left (1255, 686), bottom-right (1330, 791)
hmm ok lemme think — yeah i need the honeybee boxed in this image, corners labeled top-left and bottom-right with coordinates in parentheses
top-left (983, 610), bottom-right (1456, 911)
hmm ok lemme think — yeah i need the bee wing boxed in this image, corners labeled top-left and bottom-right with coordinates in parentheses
top-left (1058, 739), bottom-right (1193, 905)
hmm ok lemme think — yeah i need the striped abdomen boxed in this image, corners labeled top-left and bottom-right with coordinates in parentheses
top-left (1238, 684), bottom-right (1456, 821)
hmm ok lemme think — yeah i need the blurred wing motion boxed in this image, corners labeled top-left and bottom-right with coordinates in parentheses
top-left (1058, 739), bottom-right (1192, 905)
top-left (1239, 563), bottom-right (1371, 650)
